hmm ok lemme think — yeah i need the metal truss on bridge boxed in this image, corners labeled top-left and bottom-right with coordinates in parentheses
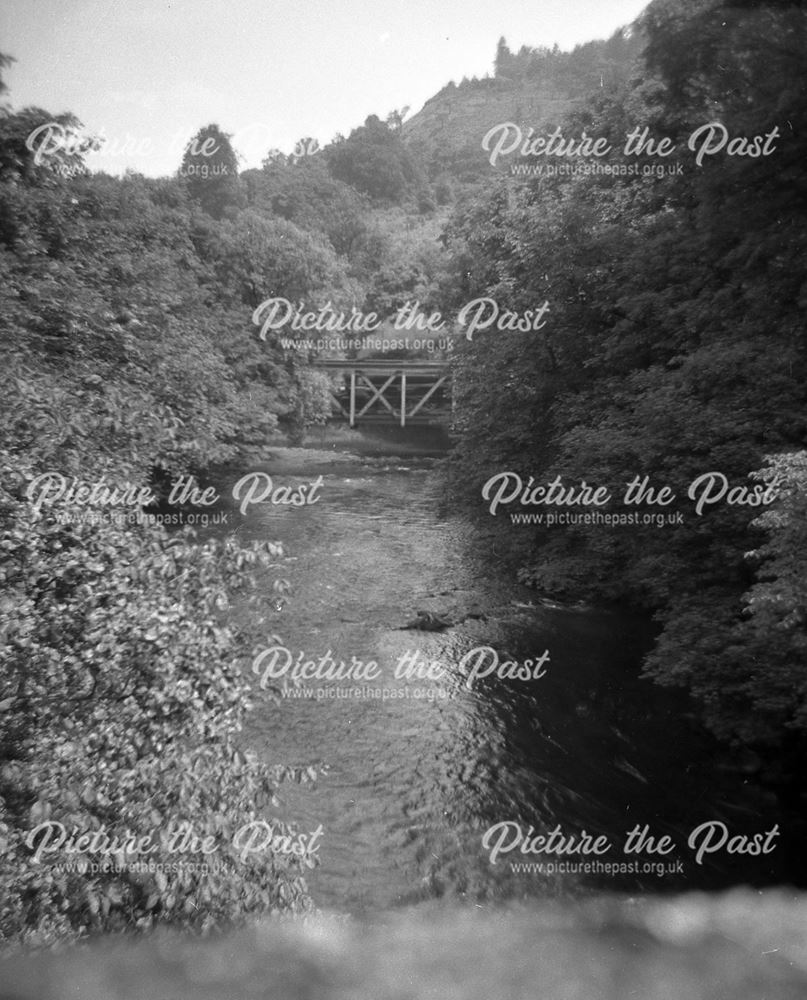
top-left (314, 359), bottom-right (452, 427)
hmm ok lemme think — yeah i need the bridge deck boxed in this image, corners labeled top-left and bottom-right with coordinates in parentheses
top-left (314, 359), bottom-right (449, 373)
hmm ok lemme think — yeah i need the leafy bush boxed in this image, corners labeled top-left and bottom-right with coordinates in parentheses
top-left (0, 109), bottom-right (334, 946)
top-left (643, 453), bottom-right (807, 748)
top-left (326, 115), bottom-right (425, 204)
top-left (0, 452), bottom-right (319, 946)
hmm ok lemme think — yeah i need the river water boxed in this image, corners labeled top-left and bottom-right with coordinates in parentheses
top-left (220, 445), bottom-right (793, 916)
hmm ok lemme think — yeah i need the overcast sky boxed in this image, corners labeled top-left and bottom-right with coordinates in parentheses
top-left (1, 0), bottom-right (649, 177)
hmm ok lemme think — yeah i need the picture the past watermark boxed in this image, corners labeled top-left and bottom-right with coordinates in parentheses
top-left (482, 121), bottom-right (783, 169)
top-left (24, 819), bottom-right (324, 868)
top-left (483, 471), bottom-right (780, 523)
top-left (252, 644), bottom-right (550, 702)
top-left (23, 470), bottom-right (324, 522)
top-left (483, 820), bottom-right (780, 878)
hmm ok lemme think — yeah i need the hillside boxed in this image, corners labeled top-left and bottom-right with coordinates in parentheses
top-left (402, 28), bottom-right (644, 182)
top-left (402, 78), bottom-right (575, 181)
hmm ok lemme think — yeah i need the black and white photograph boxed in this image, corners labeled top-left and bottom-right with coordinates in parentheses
top-left (1, 0), bottom-right (806, 996)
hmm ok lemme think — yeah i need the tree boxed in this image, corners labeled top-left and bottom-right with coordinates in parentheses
top-left (179, 123), bottom-right (243, 219)
top-left (0, 52), bottom-right (14, 104)
top-left (494, 36), bottom-right (513, 77)
top-left (0, 108), bottom-right (98, 183)
top-left (242, 155), bottom-right (369, 258)
top-left (443, 0), bottom-right (807, 759)
top-left (325, 114), bottom-right (424, 203)
top-left (289, 136), bottom-right (320, 162)
top-left (385, 107), bottom-right (410, 133)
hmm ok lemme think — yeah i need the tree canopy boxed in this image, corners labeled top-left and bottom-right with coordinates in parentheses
top-left (443, 0), bottom-right (807, 759)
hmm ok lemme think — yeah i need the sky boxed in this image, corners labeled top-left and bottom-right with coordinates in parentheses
top-left (1, 0), bottom-right (650, 177)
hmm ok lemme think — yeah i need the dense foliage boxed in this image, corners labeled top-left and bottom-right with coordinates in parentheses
top-left (326, 114), bottom-right (430, 206)
top-left (180, 123), bottom-right (244, 219)
top-left (444, 0), bottom-right (807, 759)
top-left (0, 95), bottom-right (337, 944)
top-left (0, 471), bottom-right (318, 944)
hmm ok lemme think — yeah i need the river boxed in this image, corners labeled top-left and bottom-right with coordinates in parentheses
top-left (215, 437), bottom-right (795, 916)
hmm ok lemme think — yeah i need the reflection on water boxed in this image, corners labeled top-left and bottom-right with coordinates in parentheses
top-left (225, 461), bottom-right (787, 915)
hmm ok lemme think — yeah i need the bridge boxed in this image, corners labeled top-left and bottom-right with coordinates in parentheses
top-left (313, 359), bottom-right (451, 428)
